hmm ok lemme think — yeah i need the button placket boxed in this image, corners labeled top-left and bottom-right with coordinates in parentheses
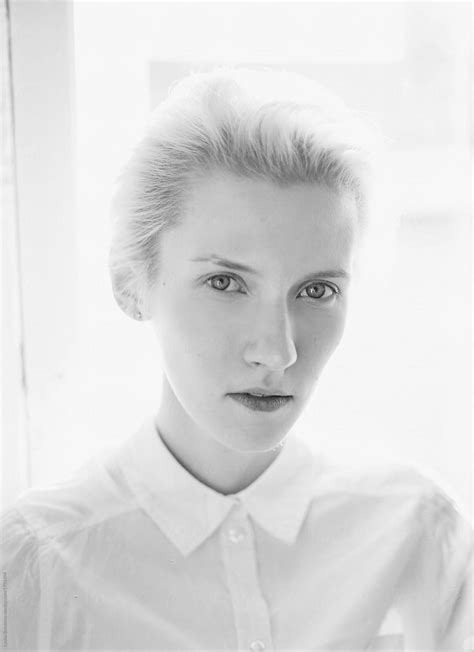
top-left (226, 501), bottom-right (247, 544)
top-left (228, 526), bottom-right (245, 543)
top-left (220, 504), bottom-right (273, 651)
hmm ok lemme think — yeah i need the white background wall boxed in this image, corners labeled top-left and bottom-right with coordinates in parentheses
top-left (3, 1), bottom-right (472, 516)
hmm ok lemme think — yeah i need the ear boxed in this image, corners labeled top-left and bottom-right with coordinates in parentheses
top-left (110, 268), bottom-right (150, 321)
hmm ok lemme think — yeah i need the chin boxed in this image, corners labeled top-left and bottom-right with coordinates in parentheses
top-left (217, 422), bottom-right (290, 454)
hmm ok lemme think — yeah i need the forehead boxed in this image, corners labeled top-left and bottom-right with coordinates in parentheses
top-left (167, 171), bottom-right (357, 269)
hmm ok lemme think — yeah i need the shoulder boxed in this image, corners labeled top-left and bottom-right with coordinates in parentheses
top-left (303, 445), bottom-right (472, 543)
top-left (1, 451), bottom-right (135, 547)
top-left (0, 507), bottom-right (44, 647)
top-left (311, 446), bottom-right (467, 509)
top-left (0, 504), bottom-right (38, 563)
top-left (307, 446), bottom-right (473, 594)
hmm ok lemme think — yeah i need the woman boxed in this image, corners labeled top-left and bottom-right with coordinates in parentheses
top-left (1, 68), bottom-right (472, 650)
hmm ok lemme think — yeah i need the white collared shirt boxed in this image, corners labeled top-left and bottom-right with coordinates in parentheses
top-left (1, 417), bottom-right (472, 651)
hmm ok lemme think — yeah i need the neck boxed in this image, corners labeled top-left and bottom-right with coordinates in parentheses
top-left (154, 378), bottom-right (283, 495)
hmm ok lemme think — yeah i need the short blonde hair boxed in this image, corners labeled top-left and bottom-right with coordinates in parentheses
top-left (109, 67), bottom-right (380, 320)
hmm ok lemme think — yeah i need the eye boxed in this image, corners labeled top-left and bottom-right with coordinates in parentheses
top-left (204, 275), bottom-right (340, 299)
top-left (205, 274), bottom-right (243, 293)
top-left (298, 281), bottom-right (340, 301)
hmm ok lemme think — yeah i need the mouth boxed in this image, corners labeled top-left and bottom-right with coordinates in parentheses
top-left (227, 392), bottom-right (293, 413)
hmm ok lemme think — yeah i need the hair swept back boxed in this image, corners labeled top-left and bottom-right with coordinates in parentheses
top-left (109, 66), bottom-right (381, 320)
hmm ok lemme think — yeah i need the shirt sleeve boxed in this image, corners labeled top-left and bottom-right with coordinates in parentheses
top-left (0, 506), bottom-right (42, 651)
top-left (396, 480), bottom-right (473, 650)
top-left (433, 491), bottom-right (473, 650)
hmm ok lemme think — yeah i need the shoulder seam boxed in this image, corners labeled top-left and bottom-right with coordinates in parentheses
top-left (16, 501), bottom-right (139, 544)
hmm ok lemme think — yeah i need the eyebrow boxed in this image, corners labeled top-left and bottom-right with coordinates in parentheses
top-left (190, 255), bottom-right (351, 279)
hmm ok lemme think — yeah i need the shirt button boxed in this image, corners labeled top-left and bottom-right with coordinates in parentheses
top-left (249, 640), bottom-right (265, 651)
top-left (228, 526), bottom-right (245, 543)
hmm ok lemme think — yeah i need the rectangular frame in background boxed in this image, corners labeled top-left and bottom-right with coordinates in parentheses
top-left (2, 0), bottom-right (77, 507)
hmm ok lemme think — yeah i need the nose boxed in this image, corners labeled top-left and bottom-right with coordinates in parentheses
top-left (243, 301), bottom-right (297, 371)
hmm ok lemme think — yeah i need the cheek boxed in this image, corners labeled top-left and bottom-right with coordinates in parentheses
top-left (156, 298), bottom-right (235, 377)
top-left (299, 307), bottom-right (347, 363)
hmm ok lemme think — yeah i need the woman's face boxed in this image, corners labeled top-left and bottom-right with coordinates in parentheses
top-left (150, 170), bottom-right (358, 452)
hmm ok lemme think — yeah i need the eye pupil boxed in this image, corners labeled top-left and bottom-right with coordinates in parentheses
top-left (307, 283), bottom-right (326, 299)
top-left (211, 275), bottom-right (230, 290)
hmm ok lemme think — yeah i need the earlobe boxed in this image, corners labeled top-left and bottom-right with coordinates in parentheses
top-left (110, 273), bottom-right (149, 321)
top-left (121, 297), bottom-right (150, 321)
top-left (121, 299), bottom-right (150, 322)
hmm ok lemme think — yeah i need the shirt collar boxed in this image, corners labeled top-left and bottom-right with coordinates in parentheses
top-left (108, 416), bottom-right (319, 557)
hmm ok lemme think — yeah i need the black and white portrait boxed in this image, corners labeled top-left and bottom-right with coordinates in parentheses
top-left (1, 2), bottom-right (472, 650)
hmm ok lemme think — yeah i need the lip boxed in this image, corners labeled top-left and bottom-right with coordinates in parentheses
top-left (228, 393), bottom-right (293, 412)
top-left (232, 387), bottom-right (292, 397)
